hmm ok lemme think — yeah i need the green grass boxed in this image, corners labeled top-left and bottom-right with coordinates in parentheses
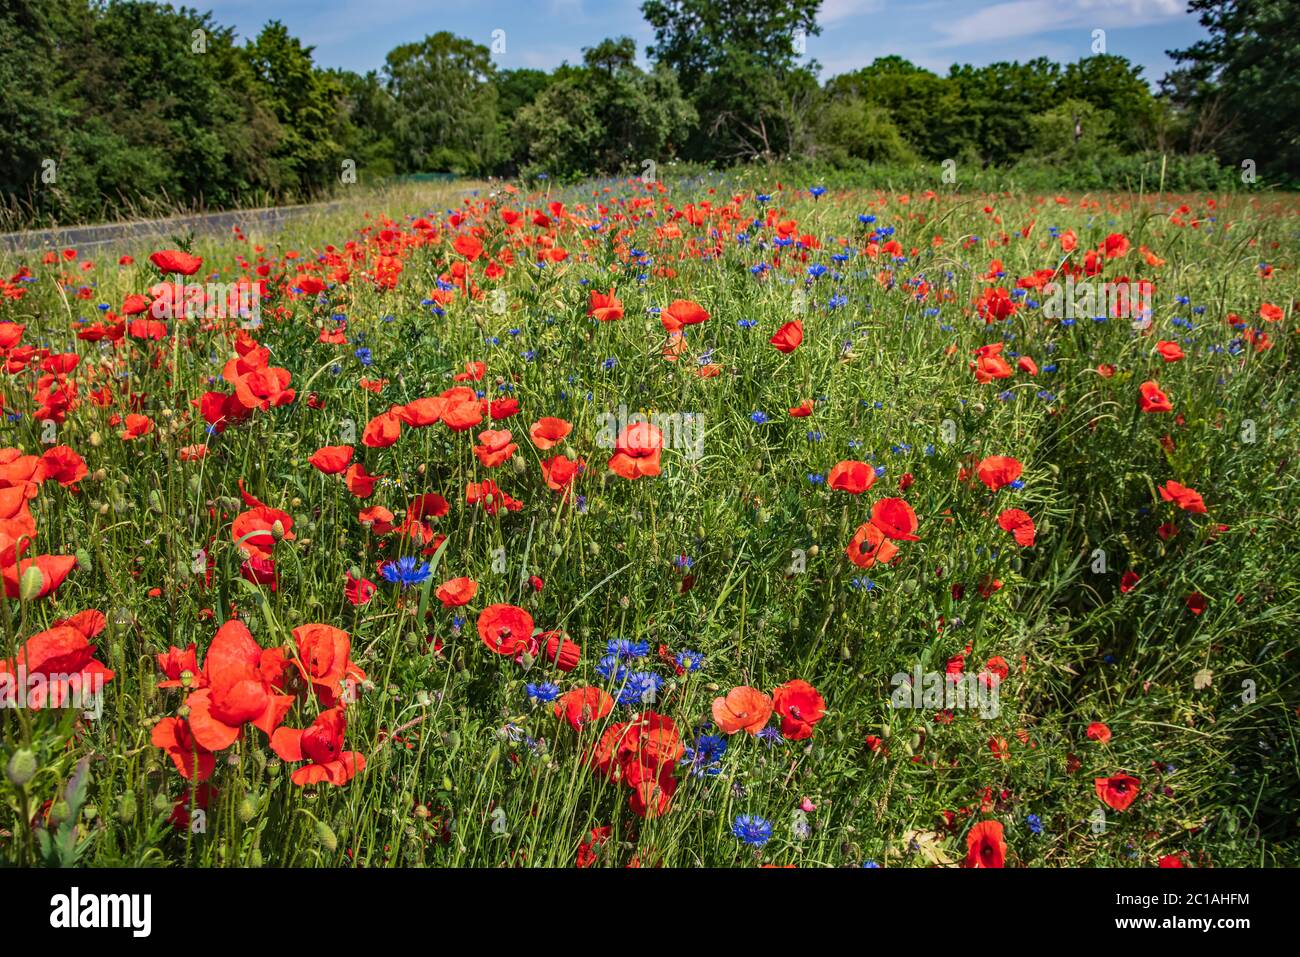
top-left (0, 175), bottom-right (1297, 868)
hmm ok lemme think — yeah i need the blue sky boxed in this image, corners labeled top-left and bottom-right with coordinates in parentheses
top-left (201, 0), bottom-right (1206, 84)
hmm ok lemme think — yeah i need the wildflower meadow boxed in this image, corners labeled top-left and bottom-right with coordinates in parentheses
top-left (0, 169), bottom-right (1295, 881)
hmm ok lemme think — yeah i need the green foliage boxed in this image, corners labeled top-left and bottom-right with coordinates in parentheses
top-left (513, 38), bottom-right (696, 179)
top-left (384, 32), bottom-right (501, 176)
top-left (0, 0), bottom-right (1276, 230)
top-left (814, 98), bottom-right (918, 166)
top-left (1165, 0), bottom-right (1300, 182)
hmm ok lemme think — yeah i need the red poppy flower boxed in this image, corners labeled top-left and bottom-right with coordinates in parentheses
top-left (976, 455), bottom-right (1023, 491)
top-left (344, 463), bottom-right (382, 498)
top-left (770, 320), bottom-right (803, 353)
top-left (1086, 722), bottom-right (1112, 743)
top-left (152, 717), bottom-right (215, 782)
top-left (1185, 592), bottom-right (1207, 616)
top-left (997, 508), bottom-right (1036, 547)
top-left (530, 416), bottom-right (572, 449)
top-left (1139, 380), bottom-right (1173, 413)
top-left (588, 289), bottom-right (624, 322)
top-left (478, 603), bottom-right (534, 655)
top-left (554, 686), bottom-right (613, 730)
top-left (541, 454), bottom-right (584, 495)
top-left (965, 820), bottom-right (1006, 868)
top-left (846, 521), bottom-right (898, 568)
top-left (309, 445), bottom-right (354, 475)
top-left (1095, 773), bottom-right (1141, 811)
top-left (1159, 480), bottom-right (1206, 514)
top-left (149, 249), bottom-right (203, 276)
top-left (271, 707), bottom-right (365, 786)
top-left (711, 686), bottom-right (773, 735)
top-left (362, 409), bottom-right (403, 448)
top-left (870, 497), bottom-right (920, 541)
top-left (436, 577), bottom-right (478, 608)
top-left (231, 505), bottom-right (294, 561)
top-left (828, 460), bottom-right (876, 495)
top-left (184, 621), bottom-right (293, 752)
top-left (291, 623), bottom-right (364, 706)
top-left (660, 299), bottom-right (710, 333)
top-left (1155, 340), bottom-right (1184, 363)
top-left (344, 572), bottom-right (376, 606)
top-left (772, 679), bottom-right (826, 740)
top-left (473, 429), bottom-right (517, 468)
top-left (539, 632), bottom-right (581, 671)
top-left (608, 422), bottom-right (663, 480)
top-left (1120, 570), bottom-right (1140, 593)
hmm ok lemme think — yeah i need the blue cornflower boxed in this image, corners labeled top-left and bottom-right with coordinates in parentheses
top-left (526, 682), bottom-right (560, 703)
top-left (757, 726), bottom-right (783, 745)
top-left (809, 186), bottom-right (827, 199)
top-left (732, 814), bottom-right (774, 847)
top-left (1027, 814), bottom-right (1043, 835)
top-left (751, 411), bottom-right (769, 424)
top-left (380, 556), bottom-right (431, 589)
top-left (606, 638), bottom-right (649, 660)
top-left (355, 347), bottom-right (373, 366)
top-left (681, 734), bottom-right (727, 776)
top-left (675, 649), bottom-right (704, 672)
top-left (618, 671), bottom-right (663, 707)
top-left (596, 654), bottom-right (627, 683)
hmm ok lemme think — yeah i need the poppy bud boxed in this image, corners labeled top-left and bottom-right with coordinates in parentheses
top-left (89, 431), bottom-right (102, 447)
top-left (249, 848), bottom-right (264, 867)
top-left (18, 564), bottom-right (45, 601)
top-left (315, 821), bottom-right (338, 853)
top-left (152, 791), bottom-right (172, 814)
top-left (75, 547), bottom-right (91, 570)
top-left (49, 800), bottom-right (71, 827)
top-left (91, 468), bottom-right (107, 482)
top-left (808, 544), bottom-right (820, 557)
top-left (5, 748), bottom-right (36, 788)
top-left (271, 520), bottom-right (285, 541)
top-left (238, 797), bottom-right (257, 822)
top-left (117, 791), bottom-right (137, 823)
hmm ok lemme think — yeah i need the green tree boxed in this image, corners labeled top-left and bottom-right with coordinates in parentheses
top-left (246, 22), bottom-right (349, 195)
top-left (513, 38), bottom-right (695, 179)
top-left (384, 32), bottom-right (500, 175)
top-left (641, 0), bottom-right (821, 161)
top-left (1165, 0), bottom-right (1300, 181)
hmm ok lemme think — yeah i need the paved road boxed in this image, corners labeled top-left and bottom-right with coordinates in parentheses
top-left (0, 200), bottom-right (347, 257)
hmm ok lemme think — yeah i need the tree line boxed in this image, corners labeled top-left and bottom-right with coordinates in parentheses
top-left (2, 0), bottom-right (1295, 227)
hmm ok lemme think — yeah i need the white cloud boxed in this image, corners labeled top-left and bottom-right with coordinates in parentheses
top-left (932, 0), bottom-right (1184, 47)
top-left (819, 0), bottom-right (884, 25)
